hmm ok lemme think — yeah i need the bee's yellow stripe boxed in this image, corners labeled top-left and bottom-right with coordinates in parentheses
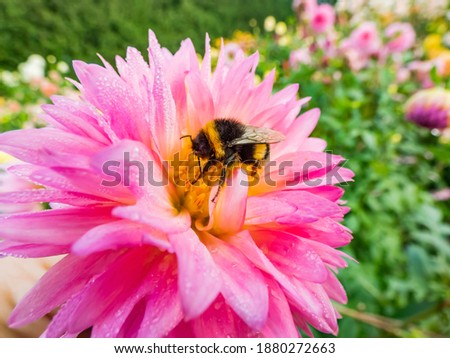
top-left (204, 121), bottom-right (225, 159)
top-left (253, 144), bottom-right (268, 161)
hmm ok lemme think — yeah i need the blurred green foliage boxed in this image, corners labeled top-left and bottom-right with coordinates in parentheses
top-left (0, 0), bottom-right (291, 69)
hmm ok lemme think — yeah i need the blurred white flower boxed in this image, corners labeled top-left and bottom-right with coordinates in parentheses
top-left (18, 55), bottom-right (46, 83)
top-left (264, 16), bottom-right (276, 32)
top-left (0, 71), bottom-right (19, 87)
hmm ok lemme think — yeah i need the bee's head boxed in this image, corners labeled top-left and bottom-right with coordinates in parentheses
top-left (192, 130), bottom-right (213, 158)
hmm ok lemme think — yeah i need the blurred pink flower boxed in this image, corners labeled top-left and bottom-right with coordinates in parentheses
top-left (7, 101), bottom-right (21, 113)
top-left (431, 188), bottom-right (450, 201)
top-left (289, 48), bottom-right (312, 68)
top-left (396, 67), bottom-right (411, 84)
top-left (405, 88), bottom-right (450, 129)
top-left (292, 0), bottom-right (317, 19)
top-left (222, 42), bottom-right (243, 66)
top-left (344, 22), bottom-right (382, 56)
top-left (39, 80), bottom-right (59, 97)
top-left (310, 4), bottom-right (335, 34)
top-left (408, 61), bottom-right (434, 88)
top-left (342, 48), bottom-right (369, 72)
top-left (0, 30), bottom-right (353, 338)
top-left (385, 23), bottom-right (416, 53)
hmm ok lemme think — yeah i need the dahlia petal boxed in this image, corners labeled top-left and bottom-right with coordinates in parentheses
top-left (302, 185), bottom-right (345, 202)
top-left (91, 140), bottom-right (190, 232)
top-left (260, 278), bottom-right (299, 338)
top-left (287, 218), bottom-right (352, 248)
top-left (117, 298), bottom-right (148, 338)
top-left (252, 230), bottom-right (329, 283)
top-left (300, 239), bottom-right (350, 268)
top-left (186, 71), bottom-right (215, 132)
top-left (246, 70), bottom-right (275, 119)
top-left (272, 109), bottom-right (321, 159)
top-left (66, 247), bottom-right (157, 334)
top-left (118, 47), bottom-right (151, 94)
top-left (299, 137), bottom-right (327, 152)
top-left (165, 321), bottom-right (195, 338)
top-left (228, 231), bottom-right (309, 308)
top-left (292, 313), bottom-right (314, 337)
top-left (214, 53), bottom-right (259, 118)
top-left (194, 185), bottom-right (220, 232)
top-left (0, 207), bottom-right (115, 245)
top-left (166, 39), bottom-right (198, 133)
top-left (249, 103), bottom-right (291, 128)
top-left (72, 221), bottom-right (148, 255)
top-left (230, 230), bottom-right (339, 335)
top-left (190, 295), bottom-right (257, 338)
top-left (42, 104), bottom-right (110, 145)
top-left (142, 231), bottom-right (172, 252)
top-left (247, 190), bottom-right (341, 225)
top-left (73, 61), bottom-right (145, 142)
top-left (43, 280), bottom-right (93, 338)
top-left (30, 167), bottom-right (134, 205)
top-left (90, 139), bottom-right (171, 202)
top-left (148, 30), bottom-right (180, 160)
top-left (0, 240), bottom-right (68, 258)
top-left (212, 168), bottom-right (248, 235)
top-left (269, 83), bottom-right (300, 107)
top-left (91, 254), bottom-right (181, 338)
top-left (0, 128), bottom-right (101, 168)
top-left (204, 233), bottom-right (268, 329)
top-left (322, 270), bottom-right (348, 304)
top-left (113, 206), bottom-right (191, 234)
top-left (168, 229), bottom-right (221, 320)
top-left (9, 251), bottom-right (120, 327)
top-left (201, 34), bottom-right (212, 82)
top-left (0, 189), bottom-right (113, 207)
top-left (137, 255), bottom-right (183, 337)
top-left (289, 279), bottom-right (338, 335)
top-left (49, 95), bottom-right (112, 140)
top-left (245, 196), bottom-right (296, 226)
top-left (252, 152), bottom-right (346, 195)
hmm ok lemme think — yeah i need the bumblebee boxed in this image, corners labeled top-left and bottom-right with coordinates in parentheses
top-left (181, 118), bottom-right (285, 201)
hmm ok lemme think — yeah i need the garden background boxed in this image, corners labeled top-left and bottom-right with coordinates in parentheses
top-left (0, 0), bottom-right (449, 338)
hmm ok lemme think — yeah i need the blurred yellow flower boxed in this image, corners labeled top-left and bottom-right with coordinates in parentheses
top-left (231, 30), bottom-right (256, 51)
top-left (391, 133), bottom-right (402, 143)
top-left (424, 34), bottom-right (447, 59)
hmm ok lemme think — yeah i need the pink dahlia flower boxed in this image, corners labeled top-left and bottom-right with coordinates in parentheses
top-left (405, 88), bottom-right (450, 129)
top-left (344, 22), bottom-right (382, 56)
top-left (385, 23), bottom-right (416, 53)
top-left (289, 48), bottom-right (312, 68)
top-left (0, 30), bottom-right (353, 338)
top-left (310, 4), bottom-right (335, 34)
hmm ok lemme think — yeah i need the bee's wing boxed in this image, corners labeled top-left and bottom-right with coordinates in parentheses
top-left (228, 125), bottom-right (286, 146)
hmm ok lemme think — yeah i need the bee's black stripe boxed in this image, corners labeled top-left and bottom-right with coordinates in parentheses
top-left (213, 119), bottom-right (246, 147)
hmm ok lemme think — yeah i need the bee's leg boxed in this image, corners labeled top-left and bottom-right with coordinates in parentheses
top-left (190, 155), bottom-right (203, 184)
top-left (211, 153), bottom-right (238, 203)
top-left (249, 161), bottom-right (260, 176)
top-left (211, 166), bottom-right (227, 203)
